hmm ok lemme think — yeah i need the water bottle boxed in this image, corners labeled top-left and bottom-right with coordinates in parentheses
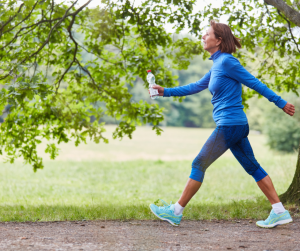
top-left (147, 70), bottom-right (159, 99)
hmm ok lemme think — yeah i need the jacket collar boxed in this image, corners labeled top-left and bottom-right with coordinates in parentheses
top-left (209, 50), bottom-right (222, 61)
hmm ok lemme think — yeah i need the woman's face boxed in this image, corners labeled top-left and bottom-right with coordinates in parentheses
top-left (202, 27), bottom-right (221, 54)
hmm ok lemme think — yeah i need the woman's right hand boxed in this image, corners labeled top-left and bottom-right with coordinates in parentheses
top-left (283, 102), bottom-right (295, 116)
top-left (151, 85), bottom-right (164, 96)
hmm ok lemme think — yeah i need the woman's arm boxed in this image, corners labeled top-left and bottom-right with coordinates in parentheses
top-left (223, 56), bottom-right (295, 116)
top-left (153, 71), bottom-right (211, 97)
top-left (222, 56), bottom-right (291, 109)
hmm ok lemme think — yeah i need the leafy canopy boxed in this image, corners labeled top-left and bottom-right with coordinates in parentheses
top-left (0, 0), bottom-right (205, 170)
top-left (1, 0), bottom-right (299, 171)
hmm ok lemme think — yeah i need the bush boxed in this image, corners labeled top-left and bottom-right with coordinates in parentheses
top-left (264, 116), bottom-right (300, 152)
top-left (264, 93), bottom-right (300, 153)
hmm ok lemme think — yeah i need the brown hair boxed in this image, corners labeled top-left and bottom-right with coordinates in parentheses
top-left (210, 20), bottom-right (241, 54)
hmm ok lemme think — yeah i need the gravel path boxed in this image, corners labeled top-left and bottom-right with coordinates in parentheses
top-left (0, 219), bottom-right (299, 250)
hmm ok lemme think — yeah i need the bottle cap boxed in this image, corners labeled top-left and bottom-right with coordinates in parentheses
top-left (147, 70), bottom-right (151, 73)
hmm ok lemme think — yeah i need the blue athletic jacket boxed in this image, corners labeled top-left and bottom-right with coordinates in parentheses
top-left (163, 50), bottom-right (287, 126)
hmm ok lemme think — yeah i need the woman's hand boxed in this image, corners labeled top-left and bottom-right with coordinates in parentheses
top-left (283, 102), bottom-right (295, 116)
top-left (152, 85), bottom-right (164, 96)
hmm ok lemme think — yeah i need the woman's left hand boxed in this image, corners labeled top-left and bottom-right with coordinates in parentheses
top-left (283, 102), bottom-right (295, 116)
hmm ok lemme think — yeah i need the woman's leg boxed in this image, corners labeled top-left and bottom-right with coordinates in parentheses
top-left (177, 125), bottom-right (250, 209)
top-left (176, 175), bottom-right (282, 220)
top-left (178, 178), bottom-right (202, 207)
top-left (231, 135), bottom-right (293, 227)
top-left (256, 175), bottom-right (280, 204)
top-left (150, 125), bottom-right (268, 226)
top-left (229, 137), bottom-right (280, 202)
top-left (176, 125), bottom-right (244, 209)
top-left (230, 137), bottom-right (294, 228)
top-left (173, 126), bottom-right (228, 211)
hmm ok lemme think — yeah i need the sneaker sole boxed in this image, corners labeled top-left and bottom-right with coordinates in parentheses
top-left (256, 219), bottom-right (293, 228)
top-left (149, 204), bottom-right (180, 227)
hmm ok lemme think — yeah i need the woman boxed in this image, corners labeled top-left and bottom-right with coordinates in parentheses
top-left (149, 20), bottom-right (295, 228)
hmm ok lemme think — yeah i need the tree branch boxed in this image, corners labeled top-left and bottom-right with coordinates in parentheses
top-left (264, 0), bottom-right (300, 27)
top-left (76, 59), bottom-right (97, 87)
top-left (68, 0), bottom-right (92, 16)
top-left (55, 15), bottom-right (78, 92)
top-left (2, 0), bottom-right (39, 36)
top-left (277, 9), bottom-right (300, 53)
top-left (0, 0), bottom-right (92, 81)
top-left (0, 0), bottom-right (91, 51)
top-left (30, 54), bottom-right (38, 82)
top-left (0, 3), bottom-right (25, 33)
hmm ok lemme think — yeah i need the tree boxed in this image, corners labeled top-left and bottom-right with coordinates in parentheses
top-left (195, 0), bottom-right (300, 204)
top-left (0, 0), bottom-right (205, 170)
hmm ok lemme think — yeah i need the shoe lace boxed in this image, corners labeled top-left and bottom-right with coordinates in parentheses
top-left (158, 199), bottom-right (172, 210)
top-left (265, 215), bottom-right (272, 222)
top-left (265, 210), bottom-right (276, 222)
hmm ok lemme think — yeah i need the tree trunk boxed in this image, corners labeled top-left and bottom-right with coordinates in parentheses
top-left (264, 0), bottom-right (300, 27)
top-left (279, 143), bottom-right (300, 205)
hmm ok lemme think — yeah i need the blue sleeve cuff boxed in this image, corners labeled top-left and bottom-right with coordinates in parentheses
top-left (163, 88), bottom-right (172, 97)
top-left (277, 99), bottom-right (287, 109)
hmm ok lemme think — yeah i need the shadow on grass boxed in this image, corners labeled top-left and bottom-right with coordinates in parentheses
top-left (0, 197), bottom-right (299, 222)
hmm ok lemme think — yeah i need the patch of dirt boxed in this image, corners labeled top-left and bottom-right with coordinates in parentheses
top-left (0, 219), bottom-right (299, 250)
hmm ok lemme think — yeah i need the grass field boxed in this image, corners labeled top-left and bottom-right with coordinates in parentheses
top-left (0, 126), bottom-right (298, 221)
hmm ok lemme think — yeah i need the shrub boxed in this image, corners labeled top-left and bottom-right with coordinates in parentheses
top-left (264, 93), bottom-right (300, 153)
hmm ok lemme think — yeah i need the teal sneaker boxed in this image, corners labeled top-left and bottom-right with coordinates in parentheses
top-left (149, 199), bottom-right (182, 226)
top-left (256, 209), bottom-right (293, 228)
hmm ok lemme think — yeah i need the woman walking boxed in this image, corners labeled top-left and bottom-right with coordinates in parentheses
top-left (149, 21), bottom-right (295, 228)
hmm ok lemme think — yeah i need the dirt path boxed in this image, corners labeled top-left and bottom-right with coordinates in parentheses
top-left (0, 219), bottom-right (299, 250)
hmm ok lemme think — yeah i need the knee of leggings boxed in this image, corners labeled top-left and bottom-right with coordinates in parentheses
top-left (191, 158), bottom-right (199, 169)
top-left (189, 167), bottom-right (205, 183)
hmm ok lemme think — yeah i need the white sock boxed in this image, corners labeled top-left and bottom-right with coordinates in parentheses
top-left (174, 202), bottom-right (185, 215)
top-left (272, 202), bottom-right (285, 215)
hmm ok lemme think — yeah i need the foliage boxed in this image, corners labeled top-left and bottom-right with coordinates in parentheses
top-left (0, 0), bottom-right (206, 170)
top-left (1, 0), bottom-right (300, 172)
top-left (264, 93), bottom-right (300, 152)
top-left (265, 117), bottom-right (300, 152)
top-left (244, 92), bottom-right (300, 153)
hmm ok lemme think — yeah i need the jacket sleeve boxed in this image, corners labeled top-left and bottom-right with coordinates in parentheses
top-left (222, 56), bottom-right (287, 109)
top-left (163, 71), bottom-right (211, 97)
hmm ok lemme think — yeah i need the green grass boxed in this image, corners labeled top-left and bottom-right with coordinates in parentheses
top-left (0, 198), bottom-right (276, 222)
top-left (0, 126), bottom-right (298, 221)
